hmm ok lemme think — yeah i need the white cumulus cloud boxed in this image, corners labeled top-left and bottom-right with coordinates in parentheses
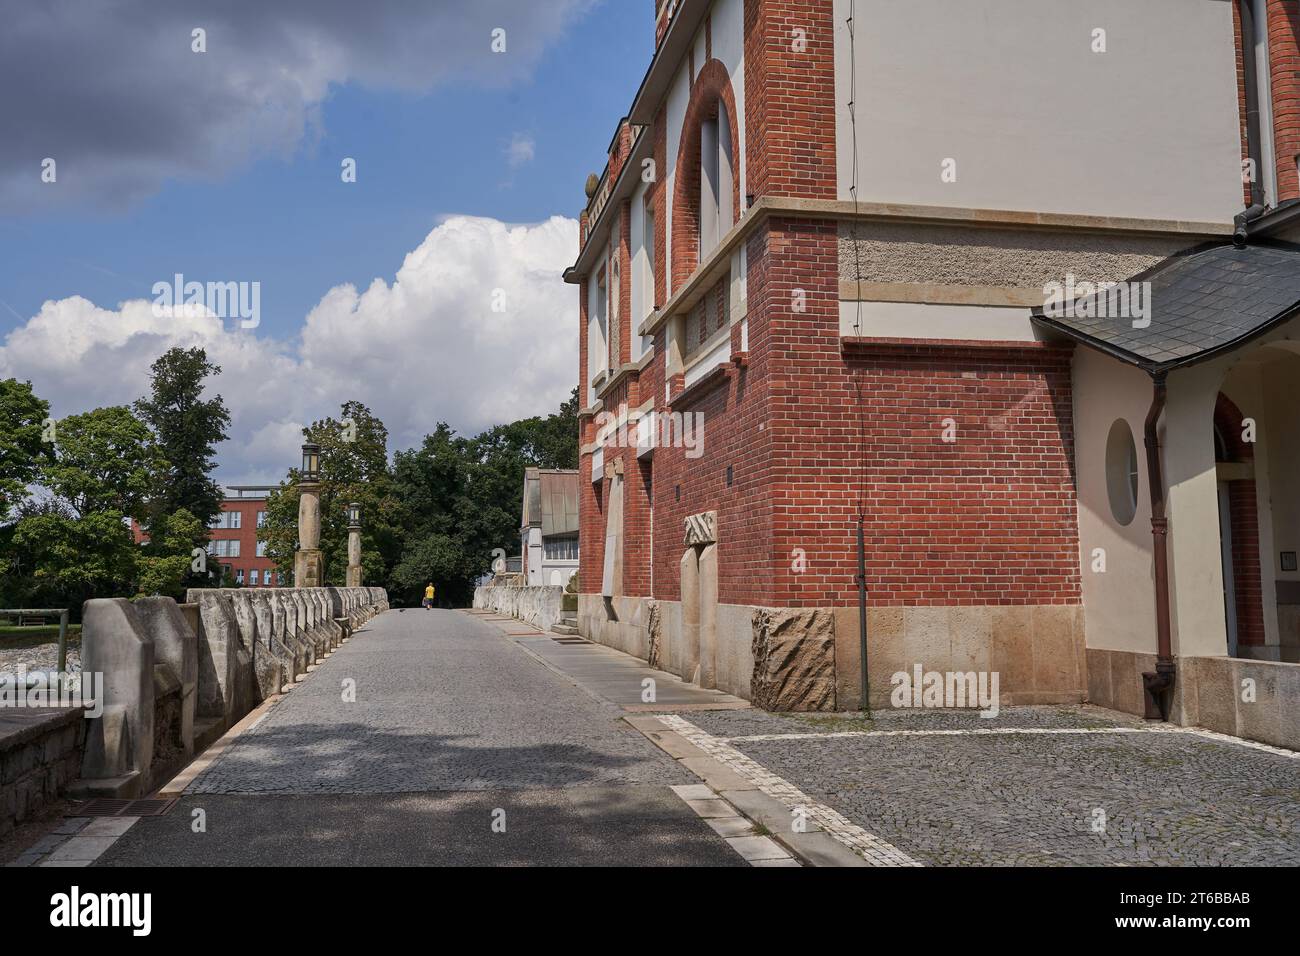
top-left (0, 215), bottom-right (579, 485)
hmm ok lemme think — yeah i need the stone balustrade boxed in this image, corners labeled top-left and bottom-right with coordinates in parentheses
top-left (473, 584), bottom-right (563, 632)
top-left (75, 586), bottom-right (386, 797)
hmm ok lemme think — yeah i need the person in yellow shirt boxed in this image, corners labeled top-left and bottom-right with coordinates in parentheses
top-left (422, 582), bottom-right (435, 609)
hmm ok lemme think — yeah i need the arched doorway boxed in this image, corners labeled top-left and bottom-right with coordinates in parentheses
top-left (1212, 392), bottom-right (1262, 658)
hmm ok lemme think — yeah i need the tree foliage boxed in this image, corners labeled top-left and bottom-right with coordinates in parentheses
top-left (1, 356), bottom-right (578, 612)
top-left (0, 349), bottom-right (231, 609)
top-left (133, 346), bottom-right (230, 538)
top-left (388, 387), bottom-right (579, 606)
top-left (258, 401), bottom-right (402, 588)
top-left (0, 378), bottom-right (52, 522)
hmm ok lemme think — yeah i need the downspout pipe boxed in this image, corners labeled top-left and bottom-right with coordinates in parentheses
top-left (1237, 0), bottom-right (1266, 209)
top-left (1141, 372), bottom-right (1176, 720)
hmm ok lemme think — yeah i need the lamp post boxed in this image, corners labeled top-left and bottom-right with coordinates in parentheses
top-left (294, 442), bottom-right (325, 587)
top-left (346, 501), bottom-right (363, 587)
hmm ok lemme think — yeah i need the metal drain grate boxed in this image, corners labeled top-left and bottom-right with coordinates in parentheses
top-left (70, 798), bottom-right (177, 818)
top-left (552, 637), bottom-right (589, 645)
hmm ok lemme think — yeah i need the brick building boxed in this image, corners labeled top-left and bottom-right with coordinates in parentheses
top-left (207, 486), bottom-right (282, 587)
top-left (567, 0), bottom-right (1300, 736)
top-left (132, 485), bottom-right (283, 587)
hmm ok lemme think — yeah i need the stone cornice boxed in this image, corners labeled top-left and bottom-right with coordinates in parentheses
top-left (638, 197), bottom-right (1233, 338)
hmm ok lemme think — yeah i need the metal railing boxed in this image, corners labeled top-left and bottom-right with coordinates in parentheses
top-left (0, 608), bottom-right (72, 674)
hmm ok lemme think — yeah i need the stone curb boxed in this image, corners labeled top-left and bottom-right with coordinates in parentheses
top-left (626, 715), bottom-right (869, 867)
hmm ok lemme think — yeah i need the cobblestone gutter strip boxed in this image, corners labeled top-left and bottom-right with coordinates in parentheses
top-left (657, 714), bottom-right (921, 867)
top-left (719, 724), bottom-right (1300, 758)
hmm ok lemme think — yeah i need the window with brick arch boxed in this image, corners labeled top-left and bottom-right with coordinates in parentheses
top-left (698, 97), bottom-right (733, 264)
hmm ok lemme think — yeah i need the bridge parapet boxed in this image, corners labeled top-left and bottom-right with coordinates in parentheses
top-left (72, 586), bottom-right (386, 797)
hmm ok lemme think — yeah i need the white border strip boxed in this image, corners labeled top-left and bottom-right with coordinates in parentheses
top-left (717, 724), bottom-right (1300, 758)
top-left (657, 714), bottom-right (922, 867)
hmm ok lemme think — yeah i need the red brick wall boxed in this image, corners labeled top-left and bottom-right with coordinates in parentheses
top-left (1228, 479), bottom-right (1267, 647)
top-left (618, 202), bottom-right (633, 366)
top-left (743, 0), bottom-right (837, 201)
top-left (578, 0), bottom-right (1082, 613)
top-left (1234, 0), bottom-right (1253, 207)
top-left (652, 106), bottom-right (668, 309)
top-left (210, 499), bottom-right (278, 585)
top-left (777, 340), bottom-right (1081, 607)
top-left (1267, 0), bottom-right (1300, 201)
top-left (1215, 391), bottom-right (1266, 649)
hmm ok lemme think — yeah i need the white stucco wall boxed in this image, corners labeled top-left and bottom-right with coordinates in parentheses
top-left (587, 253), bottom-right (609, 404)
top-left (1072, 346), bottom-right (1159, 654)
top-left (1163, 357), bottom-right (1239, 658)
top-left (833, 0), bottom-right (1242, 223)
top-left (1081, 331), bottom-right (1300, 661)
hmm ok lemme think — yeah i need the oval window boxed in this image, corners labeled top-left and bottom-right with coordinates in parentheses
top-left (1105, 419), bottom-right (1139, 526)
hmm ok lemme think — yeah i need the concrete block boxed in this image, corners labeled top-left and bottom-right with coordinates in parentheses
top-left (1032, 605), bottom-right (1079, 696)
top-left (1085, 648), bottom-right (1112, 708)
top-left (80, 598), bottom-right (154, 783)
top-left (132, 597), bottom-right (197, 756)
top-left (184, 589), bottom-right (243, 726)
top-left (992, 606), bottom-right (1034, 699)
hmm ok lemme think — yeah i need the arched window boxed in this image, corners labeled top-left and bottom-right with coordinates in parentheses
top-left (698, 98), bottom-right (733, 262)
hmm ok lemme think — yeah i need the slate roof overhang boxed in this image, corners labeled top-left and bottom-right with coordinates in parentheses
top-left (1030, 239), bottom-right (1300, 375)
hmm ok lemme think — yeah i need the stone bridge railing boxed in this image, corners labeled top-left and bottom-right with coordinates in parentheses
top-left (77, 586), bottom-right (388, 797)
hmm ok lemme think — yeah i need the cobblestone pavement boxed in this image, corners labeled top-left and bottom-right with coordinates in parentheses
top-left (89, 609), bottom-right (744, 866)
top-left (679, 706), bottom-right (1300, 866)
top-left (188, 609), bottom-right (693, 794)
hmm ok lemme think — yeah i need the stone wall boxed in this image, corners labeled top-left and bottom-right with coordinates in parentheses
top-left (0, 708), bottom-right (86, 839)
top-left (473, 585), bottom-right (564, 633)
top-left (76, 586), bottom-right (387, 797)
top-left (1089, 648), bottom-right (1300, 750)
top-left (578, 594), bottom-right (1087, 713)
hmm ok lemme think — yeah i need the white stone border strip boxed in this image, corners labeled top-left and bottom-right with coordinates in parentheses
top-left (669, 783), bottom-right (800, 867)
top-left (657, 714), bottom-right (922, 867)
top-left (9, 817), bottom-right (140, 868)
top-left (718, 724), bottom-right (1300, 759)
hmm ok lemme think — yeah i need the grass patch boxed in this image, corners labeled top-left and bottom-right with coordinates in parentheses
top-left (750, 822), bottom-right (774, 837)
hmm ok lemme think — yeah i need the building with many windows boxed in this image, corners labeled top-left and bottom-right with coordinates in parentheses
top-left (135, 485), bottom-right (284, 587)
top-left (207, 485), bottom-right (281, 587)
top-left (567, 0), bottom-right (1300, 744)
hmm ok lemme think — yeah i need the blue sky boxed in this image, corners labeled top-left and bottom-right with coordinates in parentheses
top-left (0, 0), bottom-right (652, 482)
top-left (0, 0), bottom-right (650, 340)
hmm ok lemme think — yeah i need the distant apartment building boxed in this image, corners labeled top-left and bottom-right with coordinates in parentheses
top-left (520, 468), bottom-right (580, 587)
top-left (207, 485), bottom-right (282, 587)
top-left (135, 485), bottom-right (284, 586)
top-left (567, 0), bottom-right (1300, 744)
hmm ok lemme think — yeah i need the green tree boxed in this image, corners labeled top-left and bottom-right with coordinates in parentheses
top-left (0, 378), bottom-right (52, 522)
top-left (5, 405), bottom-right (171, 609)
top-left (42, 406), bottom-right (161, 519)
top-left (11, 506), bottom-right (138, 609)
top-left (133, 346), bottom-right (230, 538)
top-left (135, 508), bottom-right (205, 598)
top-left (388, 391), bottom-right (579, 606)
top-left (258, 401), bottom-right (401, 587)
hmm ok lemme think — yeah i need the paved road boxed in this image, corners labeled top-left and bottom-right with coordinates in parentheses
top-left (95, 609), bottom-right (743, 866)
